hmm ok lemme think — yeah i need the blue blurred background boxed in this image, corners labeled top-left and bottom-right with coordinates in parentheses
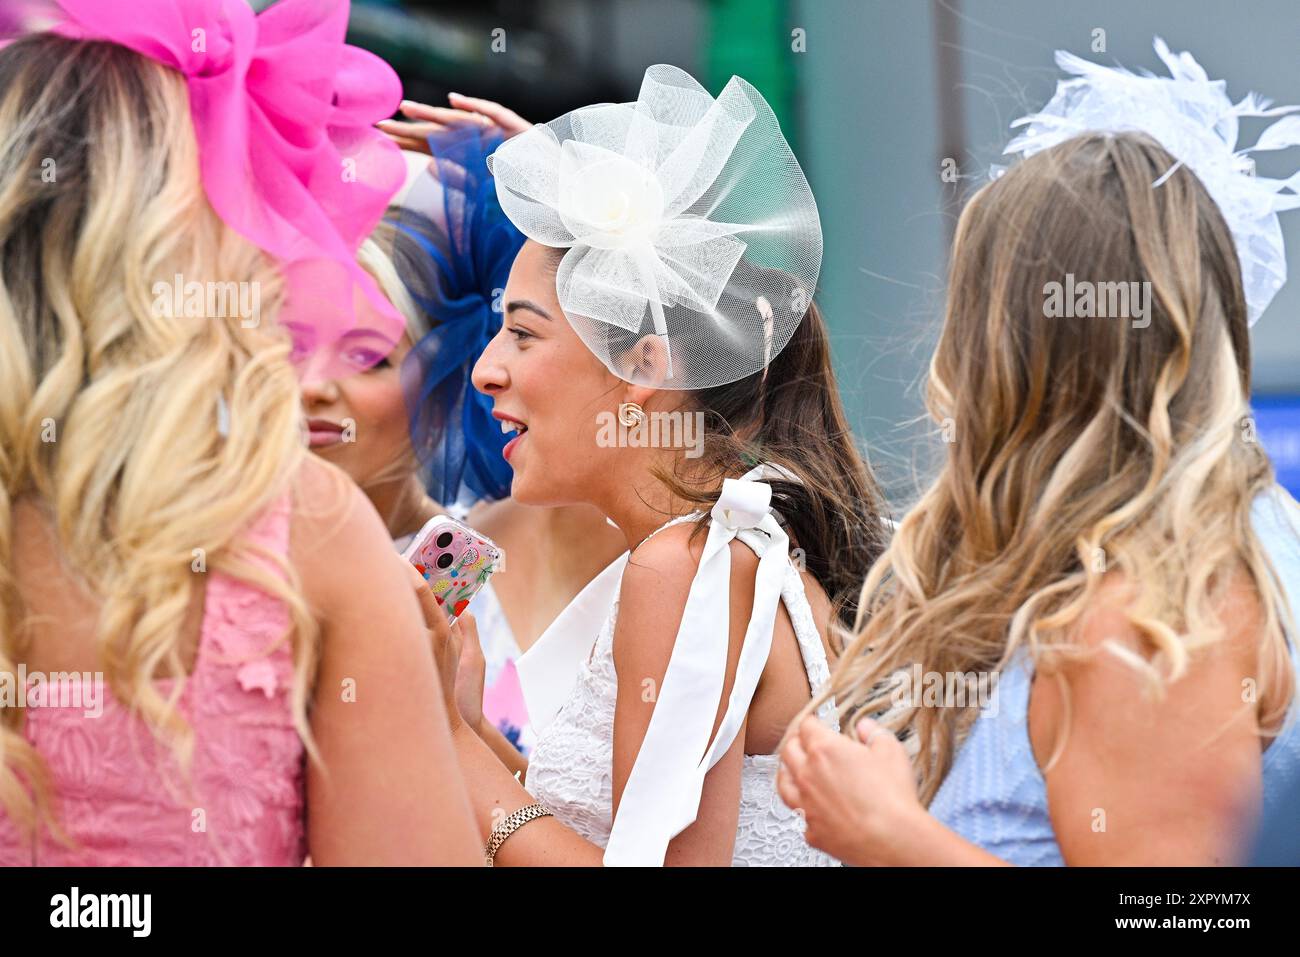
top-left (320, 0), bottom-right (1300, 501)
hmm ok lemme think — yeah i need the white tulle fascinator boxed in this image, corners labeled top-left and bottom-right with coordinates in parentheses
top-left (1004, 37), bottom-right (1300, 326)
top-left (487, 64), bottom-right (822, 389)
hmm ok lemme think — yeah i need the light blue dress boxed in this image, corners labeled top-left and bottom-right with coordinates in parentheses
top-left (929, 485), bottom-right (1300, 865)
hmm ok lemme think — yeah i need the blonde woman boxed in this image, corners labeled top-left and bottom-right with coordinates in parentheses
top-left (779, 44), bottom-right (1300, 866)
top-left (0, 8), bottom-right (478, 865)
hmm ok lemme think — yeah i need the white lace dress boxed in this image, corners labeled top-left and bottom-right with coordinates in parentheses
top-left (520, 497), bottom-right (841, 867)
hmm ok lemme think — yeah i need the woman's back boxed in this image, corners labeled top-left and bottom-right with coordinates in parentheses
top-left (0, 22), bottom-right (482, 867)
top-left (928, 484), bottom-right (1300, 865)
top-left (1, 456), bottom-right (485, 866)
top-left (1, 488), bottom-right (304, 865)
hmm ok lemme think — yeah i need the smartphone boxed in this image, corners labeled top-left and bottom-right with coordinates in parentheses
top-left (401, 516), bottom-right (504, 624)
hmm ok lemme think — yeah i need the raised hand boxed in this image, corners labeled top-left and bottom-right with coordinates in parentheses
top-left (379, 92), bottom-right (531, 154)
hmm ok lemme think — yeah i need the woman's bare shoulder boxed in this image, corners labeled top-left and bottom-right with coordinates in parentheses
top-left (287, 455), bottom-right (402, 618)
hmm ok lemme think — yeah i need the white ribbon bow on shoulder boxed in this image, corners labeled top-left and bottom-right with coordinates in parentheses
top-left (516, 467), bottom-right (792, 866)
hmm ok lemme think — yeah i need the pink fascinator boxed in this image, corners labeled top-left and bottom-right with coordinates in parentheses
top-left (49, 0), bottom-right (407, 379)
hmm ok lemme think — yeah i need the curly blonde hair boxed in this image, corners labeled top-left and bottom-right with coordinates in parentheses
top-left (0, 36), bottom-right (318, 840)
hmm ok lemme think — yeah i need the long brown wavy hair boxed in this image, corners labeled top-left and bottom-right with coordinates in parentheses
top-left (661, 294), bottom-right (891, 629)
top-left (546, 246), bottom-right (891, 627)
top-left (812, 131), bottom-right (1295, 802)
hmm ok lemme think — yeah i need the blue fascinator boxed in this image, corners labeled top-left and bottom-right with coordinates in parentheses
top-left (390, 125), bottom-right (526, 507)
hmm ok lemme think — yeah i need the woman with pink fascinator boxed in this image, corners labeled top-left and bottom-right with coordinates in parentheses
top-left (0, 0), bottom-right (479, 866)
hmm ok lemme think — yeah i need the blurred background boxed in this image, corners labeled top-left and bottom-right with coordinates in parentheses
top-left (231, 2), bottom-right (1300, 501)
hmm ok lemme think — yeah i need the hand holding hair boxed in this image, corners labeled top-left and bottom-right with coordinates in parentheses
top-left (778, 716), bottom-right (924, 866)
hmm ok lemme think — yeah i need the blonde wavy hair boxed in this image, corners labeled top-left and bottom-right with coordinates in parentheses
top-left (357, 222), bottom-right (427, 344)
top-left (814, 131), bottom-right (1295, 804)
top-left (0, 36), bottom-right (318, 840)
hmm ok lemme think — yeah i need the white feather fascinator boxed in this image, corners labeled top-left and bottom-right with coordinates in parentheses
top-left (1005, 37), bottom-right (1300, 325)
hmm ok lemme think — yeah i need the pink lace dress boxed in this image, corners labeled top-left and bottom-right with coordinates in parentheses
top-left (0, 492), bottom-right (307, 866)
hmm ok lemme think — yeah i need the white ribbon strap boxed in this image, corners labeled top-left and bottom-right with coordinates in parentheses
top-left (603, 474), bottom-right (790, 865)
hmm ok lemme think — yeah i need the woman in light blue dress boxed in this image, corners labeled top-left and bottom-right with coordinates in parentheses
top-left (778, 41), bottom-right (1300, 866)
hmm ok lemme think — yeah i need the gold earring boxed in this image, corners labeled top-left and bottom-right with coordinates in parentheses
top-left (618, 402), bottom-right (646, 427)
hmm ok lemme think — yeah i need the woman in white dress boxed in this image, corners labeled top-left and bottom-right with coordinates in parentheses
top-left (426, 65), bottom-right (890, 866)
top-left (301, 117), bottom-right (624, 759)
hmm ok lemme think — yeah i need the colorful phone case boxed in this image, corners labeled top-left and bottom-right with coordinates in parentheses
top-left (402, 516), bottom-right (504, 623)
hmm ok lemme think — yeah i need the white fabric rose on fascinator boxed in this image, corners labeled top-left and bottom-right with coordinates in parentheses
top-left (1004, 37), bottom-right (1300, 326)
top-left (487, 64), bottom-right (822, 389)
